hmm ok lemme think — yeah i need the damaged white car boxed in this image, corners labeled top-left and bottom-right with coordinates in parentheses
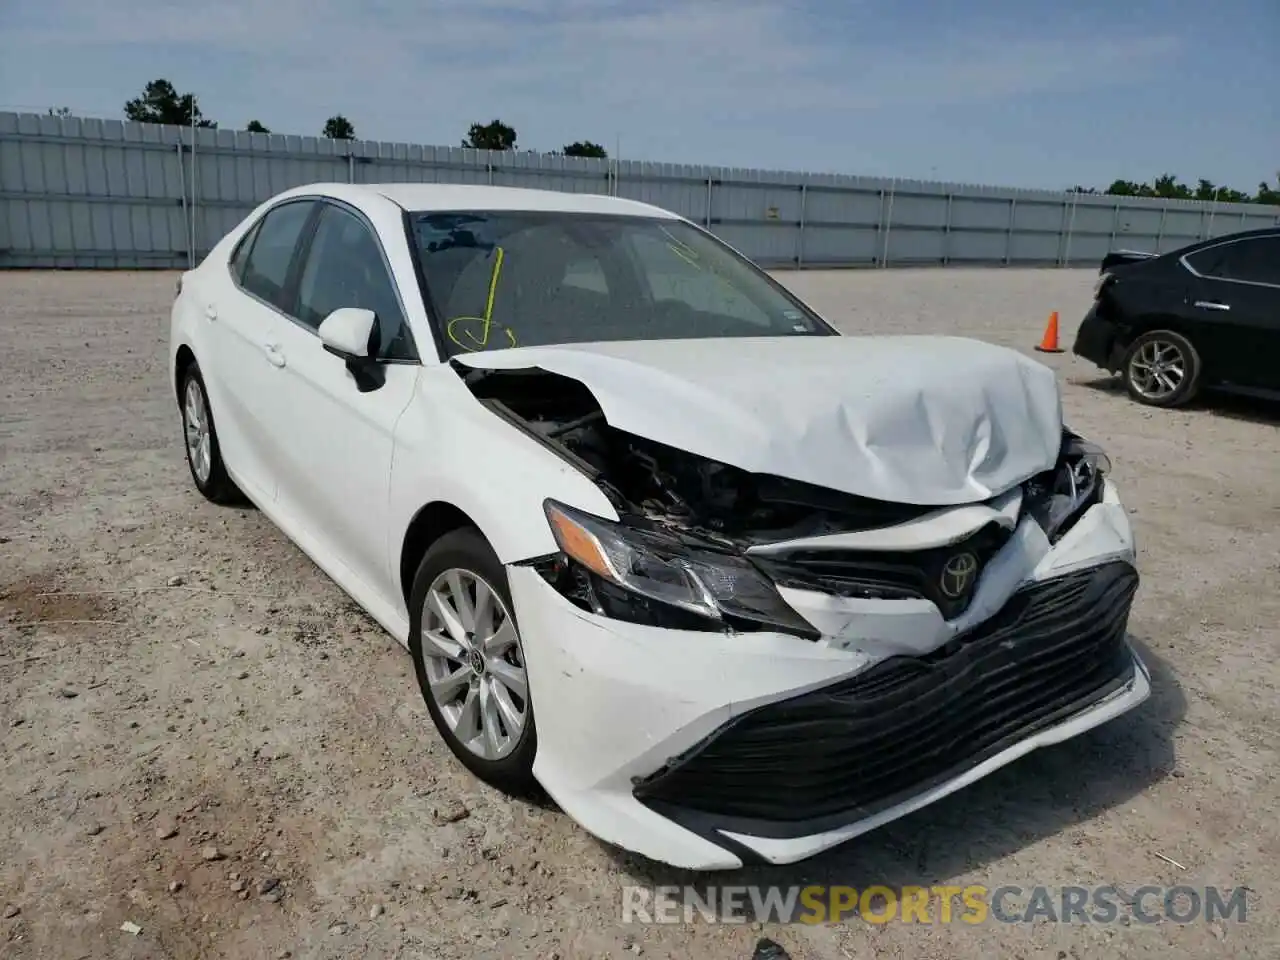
top-left (168, 182), bottom-right (1149, 870)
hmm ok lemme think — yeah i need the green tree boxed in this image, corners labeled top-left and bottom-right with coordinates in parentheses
top-left (124, 79), bottom-right (215, 127)
top-left (47, 106), bottom-right (72, 118)
top-left (1257, 180), bottom-right (1280, 205)
top-left (562, 140), bottom-right (608, 158)
top-left (1105, 179), bottom-right (1147, 197)
top-left (322, 115), bottom-right (355, 139)
top-left (463, 119), bottom-right (517, 151)
top-left (245, 119), bottom-right (270, 133)
top-left (1151, 174), bottom-right (1192, 199)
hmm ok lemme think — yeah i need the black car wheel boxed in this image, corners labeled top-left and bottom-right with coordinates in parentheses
top-left (408, 527), bottom-right (538, 796)
top-left (1122, 330), bottom-right (1202, 408)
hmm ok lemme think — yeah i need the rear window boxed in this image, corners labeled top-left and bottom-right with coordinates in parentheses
top-left (240, 201), bottom-right (314, 306)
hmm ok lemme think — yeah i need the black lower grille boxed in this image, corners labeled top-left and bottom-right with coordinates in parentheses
top-left (751, 521), bottom-right (1012, 620)
top-left (634, 561), bottom-right (1139, 836)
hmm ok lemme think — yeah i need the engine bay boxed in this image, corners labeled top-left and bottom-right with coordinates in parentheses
top-left (458, 365), bottom-right (935, 546)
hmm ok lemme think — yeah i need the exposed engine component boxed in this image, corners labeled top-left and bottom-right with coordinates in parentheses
top-left (459, 364), bottom-right (934, 544)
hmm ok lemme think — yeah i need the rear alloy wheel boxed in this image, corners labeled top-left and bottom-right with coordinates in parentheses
top-left (408, 528), bottom-right (537, 794)
top-left (1122, 330), bottom-right (1201, 408)
top-left (180, 364), bottom-right (243, 504)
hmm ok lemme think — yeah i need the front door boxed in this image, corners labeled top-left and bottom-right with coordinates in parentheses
top-left (258, 200), bottom-right (422, 607)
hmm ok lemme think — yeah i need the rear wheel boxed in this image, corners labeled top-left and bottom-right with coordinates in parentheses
top-left (1122, 330), bottom-right (1202, 407)
top-left (180, 364), bottom-right (243, 504)
top-left (408, 528), bottom-right (537, 795)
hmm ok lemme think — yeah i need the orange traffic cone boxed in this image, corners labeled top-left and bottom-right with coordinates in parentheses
top-left (1034, 311), bottom-right (1064, 353)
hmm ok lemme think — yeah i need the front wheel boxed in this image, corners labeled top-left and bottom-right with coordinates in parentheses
top-left (408, 528), bottom-right (538, 795)
top-left (1122, 330), bottom-right (1202, 408)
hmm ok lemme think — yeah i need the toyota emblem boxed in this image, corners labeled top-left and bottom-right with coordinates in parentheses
top-left (940, 552), bottom-right (979, 599)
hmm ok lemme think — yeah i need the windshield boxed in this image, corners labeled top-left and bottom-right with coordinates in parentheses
top-left (407, 211), bottom-right (835, 354)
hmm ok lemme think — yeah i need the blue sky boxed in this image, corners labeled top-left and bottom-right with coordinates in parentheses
top-left (1, 0), bottom-right (1276, 191)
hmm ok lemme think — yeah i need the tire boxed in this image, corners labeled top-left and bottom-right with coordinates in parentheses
top-left (408, 527), bottom-right (538, 795)
top-left (179, 363), bottom-right (243, 504)
top-left (1121, 329), bottom-right (1202, 408)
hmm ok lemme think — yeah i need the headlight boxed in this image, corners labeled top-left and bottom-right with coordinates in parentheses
top-left (1025, 431), bottom-right (1110, 542)
top-left (542, 500), bottom-right (818, 639)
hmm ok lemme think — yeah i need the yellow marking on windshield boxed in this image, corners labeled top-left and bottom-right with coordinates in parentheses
top-left (446, 246), bottom-right (519, 351)
top-left (666, 242), bottom-right (702, 269)
top-left (484, 246), bottom-right (505, 322)
top-left (659, 226), bottom-right (712, 273)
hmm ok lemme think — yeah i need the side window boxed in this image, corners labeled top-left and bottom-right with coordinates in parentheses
top-left (1189, 237), bottom-right (1280, 285)
top-left (295, 204), bottom-right (415, 360)
top-left (228, 220), bottom-right (260, 284)
top-left (626, 231), bottom-right (772, 327)
top-left (241, 201), bottom-right (314, 306)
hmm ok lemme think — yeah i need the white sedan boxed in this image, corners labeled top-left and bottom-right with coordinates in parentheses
top-left (168, 182), bottom-right (1149, 870)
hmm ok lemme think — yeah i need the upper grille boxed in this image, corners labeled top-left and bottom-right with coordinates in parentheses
top-left (634, 561), bottom-right (1140, 834)
top-left (751, 521), bottom-right (1013, 620)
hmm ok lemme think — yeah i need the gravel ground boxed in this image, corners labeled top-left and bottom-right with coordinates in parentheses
top-left (1, 267), bottom-right (1278, 960)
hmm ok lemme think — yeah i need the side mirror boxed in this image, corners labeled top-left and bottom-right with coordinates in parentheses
top-left (318, 307), bottom-right (376, 360)
top-left (318, 308), bottom-right (384, 392)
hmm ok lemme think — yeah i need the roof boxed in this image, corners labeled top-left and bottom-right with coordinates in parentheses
top-left (292, 182), bottom-right (680, 219)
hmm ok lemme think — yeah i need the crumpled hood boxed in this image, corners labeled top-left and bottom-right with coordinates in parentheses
top-left (454, 335), bottom-right (1063, 505)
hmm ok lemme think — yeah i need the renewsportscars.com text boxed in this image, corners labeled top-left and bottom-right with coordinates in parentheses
top-left (621, 884), bottom-right (1250, 926)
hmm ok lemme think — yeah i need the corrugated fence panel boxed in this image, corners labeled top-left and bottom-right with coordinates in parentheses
top-left (2, 111), bottom-right (1278, 269)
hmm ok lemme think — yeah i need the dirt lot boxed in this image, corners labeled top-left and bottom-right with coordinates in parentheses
top-left (1, 267), bottom-right (1277, 960)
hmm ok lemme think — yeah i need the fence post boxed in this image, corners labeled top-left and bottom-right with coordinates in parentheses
top-left (704, 177), bottom-right (713, 228)
top-left (1006, 198), bottom-right (1017, 265)
top-left (797, 181), bottom-right (807, 268)
top-left (1155, 201), bottom-right (1167, 252)
top-left (881, 178), bottom-right (896, 268)
top-left (1063, 193), bottom-right (1078, 267)
top-left (1108, 201), bottom-right (1119, 252)
top-left (1206, 188), bottom-right (1222, 238)
top-left (189, 123), bottom-right (198, 264)
top-left (175, 140), bottom-right (193, 267)
top-left (942, 192), bottom-right (953, 265)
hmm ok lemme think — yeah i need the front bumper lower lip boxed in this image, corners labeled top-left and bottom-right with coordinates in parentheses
top-left (633, 560), bottom-right (1142, 862)
top-left (719, 656), bottom-right (1149, 865)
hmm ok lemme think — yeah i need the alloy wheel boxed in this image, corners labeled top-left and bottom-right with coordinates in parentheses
top-left (1127, 339), bottom-right (1186, 401)
top-left (420, 568), bottom-right (528, 760)
top-left (183, 378), bottom-right (213, 484)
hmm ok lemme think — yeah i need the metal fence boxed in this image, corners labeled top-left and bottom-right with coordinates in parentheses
top-left (3, 111), bottom-right (1278, 270)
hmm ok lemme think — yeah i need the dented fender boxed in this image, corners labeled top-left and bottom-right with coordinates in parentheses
top-left (387, 364), bottom-right (619, 568)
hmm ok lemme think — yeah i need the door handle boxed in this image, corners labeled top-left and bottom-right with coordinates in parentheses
top-left (262, 342), bottom-right (287, 368)
top-left (204, 303), bottom-right (218, 321)
top-left (1193, 300), bottom-right (1231, 312)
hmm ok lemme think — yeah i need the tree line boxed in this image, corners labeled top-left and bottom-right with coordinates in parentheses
top-left (1072, 174), bottom-right (1279, 206)
top-left (71, 79), bottom-right (1280, 202)
top-left (112, 79), bottom-right (609, 158)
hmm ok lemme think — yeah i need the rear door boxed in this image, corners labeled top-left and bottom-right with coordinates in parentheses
top-left (203, 199), bottom-right (317, 500)
top-left (1183, 235), bottom-right (1280, 389)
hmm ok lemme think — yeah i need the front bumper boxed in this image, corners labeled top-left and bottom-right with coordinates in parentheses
top-left (510, 481), bottom-right (1146, 870)
top-left (1072, 304), bottom-right (1125, 371)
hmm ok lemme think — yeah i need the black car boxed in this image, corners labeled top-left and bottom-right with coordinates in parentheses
top-left (1073, 227), bottom-right (1280, 407)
